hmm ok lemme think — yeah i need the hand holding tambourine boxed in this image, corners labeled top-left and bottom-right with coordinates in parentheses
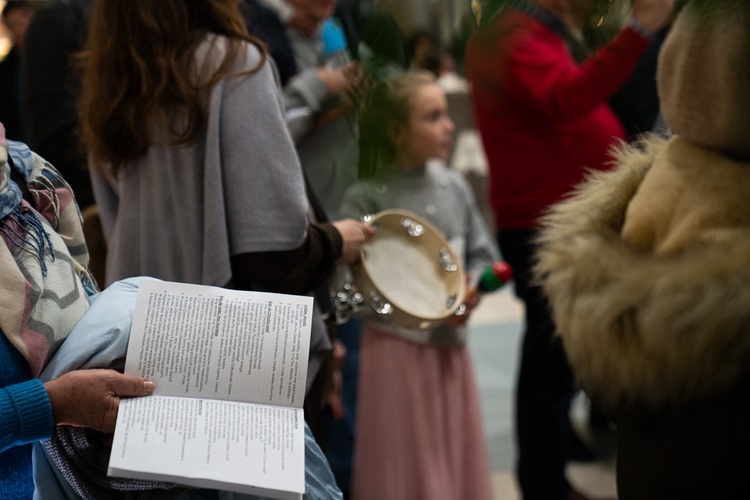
top-left (348, 210), bottom-right (467, 330)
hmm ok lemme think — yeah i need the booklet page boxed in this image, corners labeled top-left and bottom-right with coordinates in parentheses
top-left (125, 280), bottom-right (313, 408)
top-left (110, 396), bottom-right (304, 498)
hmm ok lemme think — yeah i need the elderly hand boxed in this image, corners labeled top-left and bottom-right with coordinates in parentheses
top-left (333, 218), bottom-right (376, 265)
top-left (44, 369), bottom-right (156, 433)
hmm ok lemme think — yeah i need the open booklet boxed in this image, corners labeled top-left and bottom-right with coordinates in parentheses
top-left (107, 280), bottom-right (313, 500)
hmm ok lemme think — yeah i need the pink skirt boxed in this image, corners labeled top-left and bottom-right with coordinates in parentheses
top-left (352, 324), bottom-right (494, 500)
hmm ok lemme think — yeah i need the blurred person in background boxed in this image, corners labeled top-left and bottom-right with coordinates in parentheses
top-left (465, 0), bottom-right (674, 498)
top-left (275, 3), bottom-right (368, 493)
top-left (0, 0), bottom-right (35, 142)
top-left (536, 1), bottom-right (750, 498)
top-left (256, 0), bottom-right (407, 74)
top-left (280, 0), bottom-right (364, 220)
top-left (406, 29), bottom-right (438, 71)
top-left (21, 0), bottom-right (94, 210)
top-left (241, 0), bottom-right (299, 86)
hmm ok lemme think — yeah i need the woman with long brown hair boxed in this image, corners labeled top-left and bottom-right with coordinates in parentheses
top-left (80, 0), bottom-right (372, 396)
top-left (80, 0), bottom-right (264, 172)
top-left (77, 3), bottom-right (370, 495)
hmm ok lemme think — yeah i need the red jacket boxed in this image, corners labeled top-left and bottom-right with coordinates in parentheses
top-left (466, 9), bottom-right (651, 230)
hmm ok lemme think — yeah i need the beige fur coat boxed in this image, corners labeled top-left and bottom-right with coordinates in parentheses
top-left (535, 135), bottom-right (750, 415)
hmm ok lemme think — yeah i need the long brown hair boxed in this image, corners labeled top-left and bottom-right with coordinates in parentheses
top-left (78, 0), bottom-right (266, 172)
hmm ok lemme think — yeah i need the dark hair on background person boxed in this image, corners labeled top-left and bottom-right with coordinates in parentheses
top-left (78, 0), bottom-right (267, 173)
top-left (1, 0), bottom-right (35, 19)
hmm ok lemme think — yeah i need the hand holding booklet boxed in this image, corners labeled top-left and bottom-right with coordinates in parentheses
top-left (107, 280), bottom-right (313, 500)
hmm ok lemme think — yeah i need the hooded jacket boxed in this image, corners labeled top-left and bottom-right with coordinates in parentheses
top-left (536, 136), bottom-right (750, 416)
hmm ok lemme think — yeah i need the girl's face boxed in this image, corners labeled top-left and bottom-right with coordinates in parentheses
top-left (393, 83), bottom-right (455, 168)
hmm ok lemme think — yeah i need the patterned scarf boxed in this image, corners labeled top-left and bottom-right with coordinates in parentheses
top-left (0, 126), bottom-right (97, 377)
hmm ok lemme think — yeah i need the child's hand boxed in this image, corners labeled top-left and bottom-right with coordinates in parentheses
top-left (446, 286), bottom-right (480, 327)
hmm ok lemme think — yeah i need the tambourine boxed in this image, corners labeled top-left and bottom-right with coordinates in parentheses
top-left (338, 209), bottom-right (466, 330)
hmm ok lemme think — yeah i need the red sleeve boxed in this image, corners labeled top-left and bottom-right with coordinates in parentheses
top-left (505, 26), bottom-right (651, 121)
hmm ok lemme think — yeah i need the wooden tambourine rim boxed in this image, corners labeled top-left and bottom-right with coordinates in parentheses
top-left (352, 209), bottom-right (466, 329)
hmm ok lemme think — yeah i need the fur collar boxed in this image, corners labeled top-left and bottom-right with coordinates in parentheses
top-left (536, 136), bottom-right (750, 414)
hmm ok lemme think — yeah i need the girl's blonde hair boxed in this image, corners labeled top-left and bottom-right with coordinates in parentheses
top-left (358, 70), bottom-right (436, 179)
top-left (78, 0), bottom-right (266, 172)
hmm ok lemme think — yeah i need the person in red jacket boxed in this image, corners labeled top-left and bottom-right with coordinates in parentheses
top-left (466, 0), bottom-right (674, 499)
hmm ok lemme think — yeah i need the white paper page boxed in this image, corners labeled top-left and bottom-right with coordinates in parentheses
top-left (109, 396), bottom-right (304, 498)
top-left (126, 280), bottom-right (313, 408)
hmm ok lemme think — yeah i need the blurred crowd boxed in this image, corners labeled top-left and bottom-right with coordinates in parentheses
top-left (2, 1), bottom-right (750, 500)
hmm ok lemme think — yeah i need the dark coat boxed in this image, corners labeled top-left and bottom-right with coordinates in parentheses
top-left (22, 0), bottom-right (94, 208)
top-left (0, 46), bottom-right (26, 142)
top-left (616, 382), bottom-right (750, 500)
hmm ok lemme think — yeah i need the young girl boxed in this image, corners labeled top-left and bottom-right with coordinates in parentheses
top-left (339, 71), bottom-right (496, 500)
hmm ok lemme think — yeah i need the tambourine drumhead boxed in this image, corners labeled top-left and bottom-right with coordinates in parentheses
top-left (352, 209), bottom-right (466, 329)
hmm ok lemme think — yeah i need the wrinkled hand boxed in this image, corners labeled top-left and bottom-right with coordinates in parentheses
top-left (632, 0), bottom-right (675, 33)
top-left (333, 218), bottom-right (376, 265)
top-left (44, 369), bottom-right (156, 433)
